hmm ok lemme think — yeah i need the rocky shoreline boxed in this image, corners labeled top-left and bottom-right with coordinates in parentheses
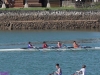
top-left (0, 10), bottom-right (100, 30)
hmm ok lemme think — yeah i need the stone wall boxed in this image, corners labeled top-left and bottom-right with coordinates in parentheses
top-left (0, 10), bottom-right (100, 30)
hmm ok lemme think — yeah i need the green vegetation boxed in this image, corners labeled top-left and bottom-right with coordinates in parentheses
top-left (0, 7), bottom-right (45, 10)
top-left (0, 3), bottom-right (100, 11)
top-left (90, 3), bottom-right (100, 9)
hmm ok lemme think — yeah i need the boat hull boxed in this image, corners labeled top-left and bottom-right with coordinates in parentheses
top-left (0, 47), bottom-right (100, 52)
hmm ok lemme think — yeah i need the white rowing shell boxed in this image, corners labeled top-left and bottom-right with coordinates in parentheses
top-left (0, 47), bottom-right (100, 52)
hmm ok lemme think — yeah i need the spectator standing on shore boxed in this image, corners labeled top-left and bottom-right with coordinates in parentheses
top-left (4, 0), bottom-right (9, 8)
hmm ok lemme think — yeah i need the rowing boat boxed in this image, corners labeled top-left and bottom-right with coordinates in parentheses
top-left (0, 46), bottom-right (100, 52)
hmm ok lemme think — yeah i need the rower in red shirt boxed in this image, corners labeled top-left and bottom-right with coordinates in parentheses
top-left (43, 41), bottom-right (48, 48)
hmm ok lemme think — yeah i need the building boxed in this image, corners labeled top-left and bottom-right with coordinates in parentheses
top-left (0, 0), bottom-right (99, 8)
top-left (0, 0), bottom-right (60, 8)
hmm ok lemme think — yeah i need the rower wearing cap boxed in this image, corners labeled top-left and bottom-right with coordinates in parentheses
top-left (28, 42), bottom-right (33, 48)
top-left (73, 41), bottom-right (79, 48)
top-left (57, 41), bottom-right (62, 48)
top-left (43, 41), bottom-right (48, 48)
top-left (76, 65), bottom-right (86, 75)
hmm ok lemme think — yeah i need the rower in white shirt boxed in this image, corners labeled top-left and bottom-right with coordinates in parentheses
top-left (75, 65), bottom-right (86, 75)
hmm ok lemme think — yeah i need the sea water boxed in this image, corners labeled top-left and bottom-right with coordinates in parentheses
top-left (0, 30), bottom-right (100, 75)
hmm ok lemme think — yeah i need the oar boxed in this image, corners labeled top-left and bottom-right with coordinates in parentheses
top-left (21, 47), bottom-right (28, 49)
top-left (72, 71), bottom-right (80, 75)
top-left (49, 72), bottom-right (55, 75)
top-left (72, 73), bottom-right (76, 75)
top-left (80, 45), bottom-right (90, 51)
top-left (83, 47), bottom-right (89, 51)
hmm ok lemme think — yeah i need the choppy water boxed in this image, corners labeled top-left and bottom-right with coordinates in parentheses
top-left (0, 30), bottom-right (100, 75)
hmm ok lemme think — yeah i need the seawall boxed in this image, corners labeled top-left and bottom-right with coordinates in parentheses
top-left (0, 10), bottom-right (100, 30)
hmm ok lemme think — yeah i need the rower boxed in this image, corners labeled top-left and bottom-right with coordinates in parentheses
top-left (28, 42), bottom-right (33, 48)
top-left (55, 64), bottom-right (62, 75)
top-left (76, 65), bottom-right (86, 75)
top-left (43, 41), bottom-right (48, 48)
top-left (73, 41), bottom-right (79, 48)
top-left (57, 41), bottom-right (62, 48)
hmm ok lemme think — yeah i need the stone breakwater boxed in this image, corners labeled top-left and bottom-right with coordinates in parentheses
top-left (0, 10), bottom-right (100, 30)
